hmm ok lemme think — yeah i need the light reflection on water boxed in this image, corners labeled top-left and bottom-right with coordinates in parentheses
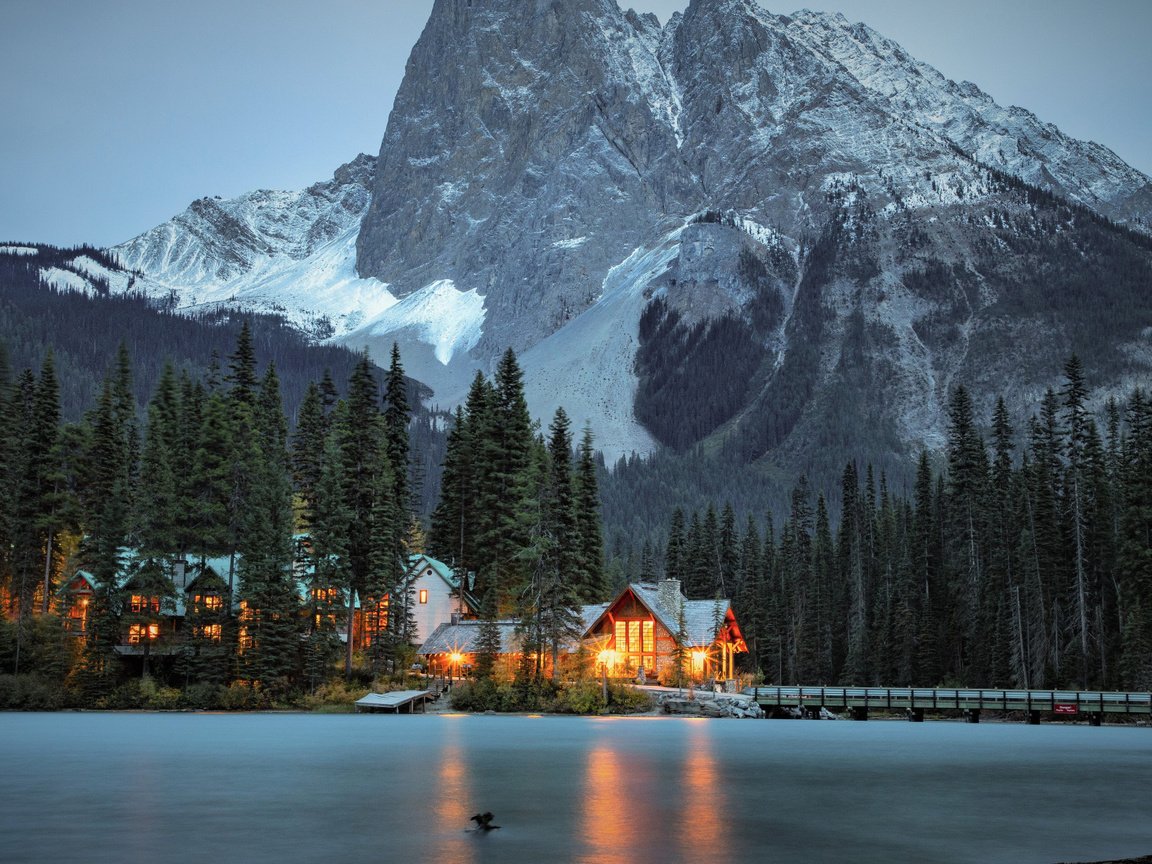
top-left (679, 719), bottom-right (725, 854)
top-left (432, 719), bottom-right (474, 864)
top-left (1, 713), bottom-right (1151, 864)
top-left (578, 745), bottom-right (629, 864)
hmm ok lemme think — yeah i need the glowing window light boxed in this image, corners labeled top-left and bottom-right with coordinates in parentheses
top-left (691, 650), bottom-right (708, 676)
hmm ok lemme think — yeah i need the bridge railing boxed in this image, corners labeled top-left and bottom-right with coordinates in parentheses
top-left (743, 686), bottom-right (1152, 715)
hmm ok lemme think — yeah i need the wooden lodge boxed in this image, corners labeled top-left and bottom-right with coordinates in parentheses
top-left (419, 579), bottom-right (747, 685)
top-left (582, 580), bottom-right (747, 683)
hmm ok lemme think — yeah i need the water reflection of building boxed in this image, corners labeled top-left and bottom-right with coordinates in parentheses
top-left (679, 722), bottom-right (726, 852)
top-left (578, 745), bottom-right (639, 864)
top-left (432, 729), bottom-right (475, 864)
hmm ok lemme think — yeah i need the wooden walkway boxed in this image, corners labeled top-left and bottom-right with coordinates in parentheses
top-left (745, 686), bottom-right (1152, 723)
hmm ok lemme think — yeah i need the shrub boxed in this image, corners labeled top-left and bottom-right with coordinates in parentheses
top-left (180, 683), bottom-right (225, 710)
top-left (606, 684), bottom-right (655, 714)
top-left (552, 679), bottom-right (606, 715)
top-left (218, 681), bottom-right (271, 711)
top-left (0, 674), bottom-right (71, 710)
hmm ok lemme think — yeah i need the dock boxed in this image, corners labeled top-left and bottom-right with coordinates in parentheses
top-left (354, 690), bottom-right (433, 714)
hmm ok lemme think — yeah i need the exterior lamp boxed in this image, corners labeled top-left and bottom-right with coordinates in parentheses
top-left (449, 652), bottom-right (463, 681)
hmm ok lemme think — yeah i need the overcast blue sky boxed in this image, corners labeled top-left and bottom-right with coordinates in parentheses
top-left (1, 0), bottom-right (1149, 247)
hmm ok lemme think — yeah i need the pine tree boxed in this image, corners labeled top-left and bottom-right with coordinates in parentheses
top-left (476, 350), bottom-right (535, 611)
top-left (291, 381), bottom-right (329, 528)
top-left (136, 362), bottom-right (181, 557)
top-left (236, 364), bottom-right (299, 692)
top-left (665, 508), bottom-right (687, 584)
top-left (304, 428), bottom-right (353, 690)
top-left (336, 353), bottom-right (384, 676)
top-left (382, 343), bottom-right (412, 511)
top-left (573, 423), bottom-right (605, 601)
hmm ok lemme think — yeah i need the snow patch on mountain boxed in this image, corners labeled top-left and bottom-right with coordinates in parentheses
top-left (1, 246), bottom-right (39, 256)
top-left (349, 279), bottom-right (486, 367)
top-left (72, 256), bottom-right (135, 293)
top-left (523, 229), bottom-right (685, 460)
top-left (40, 267), bottom-right (93, 295)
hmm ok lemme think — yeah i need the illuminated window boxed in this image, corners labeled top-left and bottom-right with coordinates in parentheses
top-left (419, 589), bottom-right (428, 605)
top-left (238, 627), bottom-right (253, 652)
top-left (612, 618), bottom-right (655, 674)
top-left (194, 594), bottom-right (223, 612)
top-left (195, 624), bottom-right (222, 642)
top-left (131, 595), bottom-right (160, 613)
top-left (128, 624), bottom-right (160, 644)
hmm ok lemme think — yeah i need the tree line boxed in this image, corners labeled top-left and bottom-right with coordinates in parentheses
top-left (657, 356), bottom-right (1152, 692)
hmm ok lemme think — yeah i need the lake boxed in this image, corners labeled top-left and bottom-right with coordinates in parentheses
top-left (1, 713), bottom-right (1150, 863)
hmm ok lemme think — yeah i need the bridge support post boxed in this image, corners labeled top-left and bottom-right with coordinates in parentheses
top-left (851, 706), bottom-right (868, 721)
top-left (906, 708), bottom-right (924, 722)
top-left (964, 709), bottom-right (981, 724)
top-left (1027, 710), bottom-right (1041, 725)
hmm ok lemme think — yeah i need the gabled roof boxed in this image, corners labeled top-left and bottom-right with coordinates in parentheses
top-left (581, 582), bottom-right (735, 649)
top-left (404, 553), bottom-right (479, 610)
top-left (417, 620), bottom-right (522, 656)
top-left (58, 571), bottom-right (98, 596)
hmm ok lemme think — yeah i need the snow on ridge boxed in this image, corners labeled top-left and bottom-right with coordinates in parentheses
top-left (40, 267), bottom-right (94, 296)
top-left (71, 255), bottom-right (135, 293)
top-left (362, 279), bottom-right (485, 366)
top-left (1, 245), bottom-right (38, 256)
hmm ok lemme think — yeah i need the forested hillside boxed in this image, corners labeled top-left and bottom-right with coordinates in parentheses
top-left (621, 358), bottom-right (1152, 693)
top-left (0, 245), bottom-right (395, 424)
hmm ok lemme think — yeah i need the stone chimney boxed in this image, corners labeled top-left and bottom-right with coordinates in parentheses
top-left (658, 579), bottom-right (683, 619)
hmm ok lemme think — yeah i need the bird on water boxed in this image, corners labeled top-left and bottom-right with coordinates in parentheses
top-left (470, 812), bottom-right (500, 832)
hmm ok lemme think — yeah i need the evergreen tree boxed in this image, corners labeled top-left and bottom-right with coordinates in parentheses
top-left (236, 365), bottom-right (299, 692)
top-left (574, 423), bottom-right (606, 601)
top-left (135, 362), bottom-right (181, 556)
top-left (382, 343), bottom-right (412, 511)
top-left (291, 381), bottom-right (329, 528)
top-left (664, 508), bottom-right (687, 584)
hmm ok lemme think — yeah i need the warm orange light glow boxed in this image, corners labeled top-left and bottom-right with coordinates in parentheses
top-left (597, 649), bottom-right (617, 672)
top-left (449, 652), bottom-right (464, 665)
top-left (680, 725), bottom-right (725, 852)
top-left (419, 589), bottom-right (428, 604)
top-left (691, 650), bottom-right (708, 676)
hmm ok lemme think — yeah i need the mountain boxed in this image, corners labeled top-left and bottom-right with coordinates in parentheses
top-left (107, 0), bottom-right (1152, 468)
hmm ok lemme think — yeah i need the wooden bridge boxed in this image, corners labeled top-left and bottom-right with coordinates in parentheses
top-left (744, 686), bottom-right (1152, 724)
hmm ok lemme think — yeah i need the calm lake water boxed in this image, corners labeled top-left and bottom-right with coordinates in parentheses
top-left (1, 712), bottom-right (1150, 864)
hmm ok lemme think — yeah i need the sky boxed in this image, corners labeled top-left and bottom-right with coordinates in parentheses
top-left (1, 0), bottom-right (1149, 248)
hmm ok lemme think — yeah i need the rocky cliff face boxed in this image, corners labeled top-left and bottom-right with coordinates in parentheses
top-left (112, 0), bottom-right (1152, 464)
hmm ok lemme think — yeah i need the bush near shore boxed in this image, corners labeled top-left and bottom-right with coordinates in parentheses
top-left (449, 677), bottom-right (654, 715)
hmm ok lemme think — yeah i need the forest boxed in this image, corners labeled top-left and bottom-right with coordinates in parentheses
top-left (0, 328), bottom-right (603, 709)
top-left (2, 314), bottom-right (1151, 708)
top-left (639, 357), bottom-right (1152, 693)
